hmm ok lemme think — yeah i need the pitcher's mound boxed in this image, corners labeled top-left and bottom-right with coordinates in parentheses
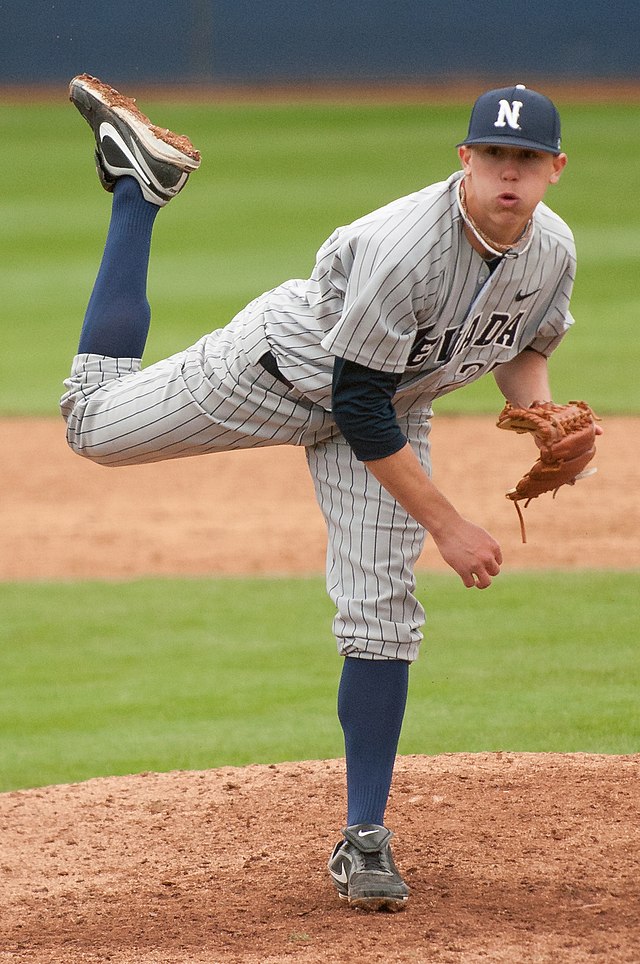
top-left (1, 753), bottom-right (637, 963)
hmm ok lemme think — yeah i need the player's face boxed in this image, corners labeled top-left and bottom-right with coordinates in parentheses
top-left (458, 144), bottom-right (567, 243)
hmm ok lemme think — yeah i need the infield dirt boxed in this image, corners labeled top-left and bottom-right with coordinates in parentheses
top-left (1, 415), bottom-right (638, 963)
top-left (2, 415), bottom-right (639, 579)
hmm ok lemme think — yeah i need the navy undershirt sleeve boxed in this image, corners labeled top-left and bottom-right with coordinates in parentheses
top-left (331, 357), bottom-right (407, 461)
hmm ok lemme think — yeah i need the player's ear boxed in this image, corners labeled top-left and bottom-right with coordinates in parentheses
top-left (549, 152), bottom-right (568, 184)
top-left (458, 145), bottom-right (472, 173)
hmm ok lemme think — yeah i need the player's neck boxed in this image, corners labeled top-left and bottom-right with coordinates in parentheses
top-left (458, 177), bottom-right (532, 259)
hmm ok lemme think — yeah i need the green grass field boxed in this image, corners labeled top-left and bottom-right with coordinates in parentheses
top-left (1, 572), bottom-right (637, 792)
top-left (1, 96), bottom-right (637, 791)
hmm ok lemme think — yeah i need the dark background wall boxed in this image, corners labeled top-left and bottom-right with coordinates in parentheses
top-left (2, 0), bottom-right (639, 85)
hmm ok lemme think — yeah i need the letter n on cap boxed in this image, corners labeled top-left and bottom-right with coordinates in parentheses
top-left (494, 99), bottom-right (523, 130)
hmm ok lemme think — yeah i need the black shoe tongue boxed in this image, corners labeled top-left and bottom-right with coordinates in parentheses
top-left (344, 823), bottom-right (390, 851)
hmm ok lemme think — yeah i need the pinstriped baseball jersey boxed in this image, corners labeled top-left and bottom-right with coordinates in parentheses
top-left (264, 170), bottom-right (575, 411)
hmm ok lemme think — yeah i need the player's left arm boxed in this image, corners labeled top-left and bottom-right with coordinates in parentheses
top-left (492, 347), bottom-right (551, 407)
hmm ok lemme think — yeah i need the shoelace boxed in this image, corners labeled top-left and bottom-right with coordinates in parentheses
top-left (360, 851), bottom-right (387, 872)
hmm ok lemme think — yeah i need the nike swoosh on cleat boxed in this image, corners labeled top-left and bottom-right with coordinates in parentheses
top-left (515, 287), bottom-right (542, 301)
top-left (357, 829), bottom-right (380, 837)
top-left (330, 864), bottom-right (349, 884)
top-left (99, 122), bottom-right (152, 186)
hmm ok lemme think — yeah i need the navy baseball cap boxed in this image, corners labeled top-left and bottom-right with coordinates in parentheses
top-left (458, 84), bottom-right (562, 155)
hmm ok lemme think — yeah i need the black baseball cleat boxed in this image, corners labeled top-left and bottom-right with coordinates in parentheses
top-left (327, 823), bottom-right (409, 912)
top-left (69, 73), bottom-right (201, 206)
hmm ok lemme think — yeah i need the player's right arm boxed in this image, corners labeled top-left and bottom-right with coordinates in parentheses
top-left (365, 444), bottom-right (502, 589)
top-left (331, 357), bottom-right (502, 589)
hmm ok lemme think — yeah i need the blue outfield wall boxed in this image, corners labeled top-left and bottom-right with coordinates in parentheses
top-left (2, 0), bottom-right (640, 86)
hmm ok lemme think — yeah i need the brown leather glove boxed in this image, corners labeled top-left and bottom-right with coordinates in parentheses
top-left (497, 400), bottom-right (599, 542)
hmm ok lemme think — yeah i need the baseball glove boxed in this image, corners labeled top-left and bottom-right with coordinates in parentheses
top-left (497, 400), bottom-right (600, 542)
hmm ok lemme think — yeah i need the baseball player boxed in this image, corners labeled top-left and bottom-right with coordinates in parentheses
top-left (63, 76), bottom-right (581, 911)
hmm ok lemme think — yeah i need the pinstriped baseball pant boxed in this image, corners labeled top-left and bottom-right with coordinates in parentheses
top-left (61, 316), bottom-right (431, 662)
top-left (307, 417), bottom-right (429, 662)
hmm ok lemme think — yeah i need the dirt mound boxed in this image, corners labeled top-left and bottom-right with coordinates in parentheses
top-left (1, 754), bottom-right (638, 963)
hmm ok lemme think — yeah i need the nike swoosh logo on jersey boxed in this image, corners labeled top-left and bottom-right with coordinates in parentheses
top-left (357, 829), bottom-right (380, 838)
top-left (329, 863), bottom-right (349, 884)
top-left (99, 122), bottom-right (152, 186)
top-left (515, 287), bottom-right (542, 301)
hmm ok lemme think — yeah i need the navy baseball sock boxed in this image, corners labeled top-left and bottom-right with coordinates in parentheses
top-left (338, 656), bottom-right (409, 828)
top-left (78, 176), bottom-right (160, 357)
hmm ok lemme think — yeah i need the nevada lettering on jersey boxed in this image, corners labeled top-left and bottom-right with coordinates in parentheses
top-left (407, 310), bottom-right (525, 368)
top-left (494, 99), bottom-right (523, 130)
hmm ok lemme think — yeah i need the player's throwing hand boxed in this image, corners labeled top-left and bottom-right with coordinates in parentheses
top-left (430, 517), bottom-right (503, 589)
